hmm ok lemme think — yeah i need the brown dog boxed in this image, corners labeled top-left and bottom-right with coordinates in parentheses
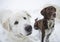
top-left (34, 6), bottom-right (56, 42)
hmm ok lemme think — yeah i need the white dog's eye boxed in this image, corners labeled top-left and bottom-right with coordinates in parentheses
top-left (14, 21), bottom-right (19, 25)
top-left (23, 17), bottom-right (27, 20)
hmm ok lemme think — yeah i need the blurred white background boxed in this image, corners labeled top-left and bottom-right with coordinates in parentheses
top-left (0, 0), bottom-right (60, 42)
top-left (0, 0), bottom-right (60, 10)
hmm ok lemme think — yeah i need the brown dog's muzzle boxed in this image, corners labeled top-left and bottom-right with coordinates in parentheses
top-left (53, 13), bottom-right (56, 18)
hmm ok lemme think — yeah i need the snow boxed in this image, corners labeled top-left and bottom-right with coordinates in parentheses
top-left (0, 0), bottom-right (60, 42)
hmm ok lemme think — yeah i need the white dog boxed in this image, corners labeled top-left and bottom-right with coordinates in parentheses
top-left (0, 10), bottom-right (33, 42)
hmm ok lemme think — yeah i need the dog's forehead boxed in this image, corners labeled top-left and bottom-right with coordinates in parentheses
top-left (11, 11), bottom-right (28, 18)
top-left (9, 12), bottom-right (29, 22)
top-left (16, 12), bottom-right (27, 16)
top-left (46, 6), bottom-right (56, 12)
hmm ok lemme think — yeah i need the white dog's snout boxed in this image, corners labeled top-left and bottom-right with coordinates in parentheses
top-left (25, 25), bottom-right (32, 32)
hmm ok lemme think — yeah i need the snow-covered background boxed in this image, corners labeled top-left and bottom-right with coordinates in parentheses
top-left (0, 0), bottom-right (60, 42)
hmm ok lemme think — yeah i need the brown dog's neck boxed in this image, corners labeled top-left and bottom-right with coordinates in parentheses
top-left (43, 18), bottom-right (55, 30)
top-left (44, 17), bottom-right (49, 20)
top-left (43, 18), bottom-right (48, 29)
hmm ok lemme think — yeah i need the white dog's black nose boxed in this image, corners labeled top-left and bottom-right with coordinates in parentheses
top-left (25, 25), bottom-right (32, 32)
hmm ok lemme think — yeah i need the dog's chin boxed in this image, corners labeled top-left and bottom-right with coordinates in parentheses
top-left (15, 33), bottom-right (30, 38)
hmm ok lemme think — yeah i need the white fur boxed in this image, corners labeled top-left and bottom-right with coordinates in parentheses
top-left (0, 10), bottom-right (34, 42)
top-left (44, 20), bottom-right (55, 42)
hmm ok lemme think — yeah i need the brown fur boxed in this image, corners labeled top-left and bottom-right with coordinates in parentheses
top-left (34, 6), bottom-right (56, 42)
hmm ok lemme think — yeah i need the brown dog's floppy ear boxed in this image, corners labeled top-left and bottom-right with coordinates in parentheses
top-left (41, 8), bottom-right (46, 16)
top-left (2, 19), bottom-right (11, 31)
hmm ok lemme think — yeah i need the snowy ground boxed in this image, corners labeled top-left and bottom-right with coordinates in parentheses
top-left (0, 0), bottom-right (60, 42)
top-left (0, 10), bottom-right (60, 42)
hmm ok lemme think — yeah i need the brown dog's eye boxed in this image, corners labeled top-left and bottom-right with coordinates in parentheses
top-left (23, 17), bottom-right (26, 20)
top-left (14, 21), bottom-right (19, 25)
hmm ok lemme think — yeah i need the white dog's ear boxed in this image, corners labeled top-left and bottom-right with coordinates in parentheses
top-left (24, 11), bottom-right (31, 17)
top-left (2, 19), bottom-right (11, 31)
top-left (27, 13), bottom-right (31, 17)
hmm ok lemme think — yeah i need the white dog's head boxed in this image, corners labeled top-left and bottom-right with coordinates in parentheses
top-left (2, 11), bottom-right (32, 37)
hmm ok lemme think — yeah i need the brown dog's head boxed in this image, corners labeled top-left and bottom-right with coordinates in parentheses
top-left (41, 6), bottom-right (56, 20)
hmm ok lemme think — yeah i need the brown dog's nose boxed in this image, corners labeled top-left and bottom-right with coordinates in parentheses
top-left (53, 13), bottom-right (56, 17)
top-left (25, 25), bottom-right (32, 32)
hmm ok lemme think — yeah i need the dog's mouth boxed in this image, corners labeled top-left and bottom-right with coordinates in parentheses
top-left (15, 33), bottom-right (26, 38)
top-left (15, 32), bottom-right (31, 39)
top-left (27, 32), bottom-right (32, 36)
top-left (15, 33), bottom-right (28, 39)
